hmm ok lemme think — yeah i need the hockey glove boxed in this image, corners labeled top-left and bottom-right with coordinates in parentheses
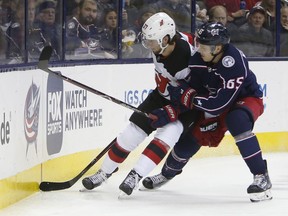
top-left (149, 104), bottom-right (178, 129)
top-left (168, 81), bottom-right (196, 110)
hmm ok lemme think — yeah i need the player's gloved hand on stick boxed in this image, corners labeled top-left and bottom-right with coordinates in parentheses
top-left (168, 80), bottom-right (196, 110)
top-left (149, 104), bottom-right (179, 128)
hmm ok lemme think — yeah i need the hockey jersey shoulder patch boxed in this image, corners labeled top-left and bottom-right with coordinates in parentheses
top-left (68, 21), bottom-right (76, 29)
top-left (222, 56), bottom-right (235, 68)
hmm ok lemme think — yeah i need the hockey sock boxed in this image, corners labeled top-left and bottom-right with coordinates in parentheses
top-left (108, 141), bottom-right (130, 163)
top-left (134, 138), bottom-right (170, 177)
top-left (236, 134), bottom-right (266, 175)
top-left (101, 141), bottom-right (131, 174)
top-left (160, 132), bottom-right (201, 178)
top-left (226, 109), bottom-right (266, 175)
top-left (142, 138), bottom-right (170, 164)
top-left (161, 149), bottom-right (188, 179)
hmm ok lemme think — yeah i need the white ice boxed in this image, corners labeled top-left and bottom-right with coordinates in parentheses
top-left (1, 152), bottom-right (288, 216)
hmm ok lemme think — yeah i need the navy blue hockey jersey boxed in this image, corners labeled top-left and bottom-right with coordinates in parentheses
top-left (188, 44), bottom-right (263, 115)
top-left (66, 17), bottom-right (109, 51)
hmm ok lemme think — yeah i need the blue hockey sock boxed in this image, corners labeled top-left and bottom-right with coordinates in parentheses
top-left (161, 133), bottom-right (201, 178)
top-left (236, 134), bottom-right (266, 175)
top-left (226, 109), bottom-right (266, 175)
top-left (161, 149), bottom-right (187, 178)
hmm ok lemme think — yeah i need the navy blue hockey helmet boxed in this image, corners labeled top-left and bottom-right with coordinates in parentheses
top-left (196, 22), bottom-right (230, 46)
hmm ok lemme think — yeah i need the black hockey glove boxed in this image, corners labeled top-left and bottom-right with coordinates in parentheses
top-left (149, 104), bottom-right (178, 129)
top-left (168, 81), bottom-right (196, 110)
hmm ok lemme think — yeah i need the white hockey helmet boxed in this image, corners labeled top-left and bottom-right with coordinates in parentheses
top-left (141, 12), bottom-right (176, 54)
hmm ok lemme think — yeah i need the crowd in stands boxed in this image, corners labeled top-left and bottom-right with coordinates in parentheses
top-left (0, 0), bottom-right (287, 65)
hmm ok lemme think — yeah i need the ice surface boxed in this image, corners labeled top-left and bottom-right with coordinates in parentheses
top-left (1, 153), bottom-right (287, 216)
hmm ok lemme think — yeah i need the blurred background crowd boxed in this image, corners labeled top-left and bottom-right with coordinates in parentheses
top-left (0, 0), bottom-right (287, 66)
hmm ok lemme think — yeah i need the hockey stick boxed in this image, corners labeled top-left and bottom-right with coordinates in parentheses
top-left (39, 138), bottom-right (116, 191)
top-left (38, 46), bottom-right (150, 191)
top-left (38, 46), bottom-right (149, 118)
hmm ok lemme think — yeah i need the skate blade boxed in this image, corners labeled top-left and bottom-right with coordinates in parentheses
top-left (138, 186), bottom-right (147, 191)
top-left (138, 186), bottom-right (154, 191)
top-left (118, 190), bottom-right (130, 199)
top-left (249, 189), bottom-right (273, 202)
top-left (79, 187), bottom-right (93, 192)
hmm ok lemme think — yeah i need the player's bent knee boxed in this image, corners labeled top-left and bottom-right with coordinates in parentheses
top-left (225, 109), bottom-right (253, 137)
top-left (154, 120), bottom-right (184, 148)
top-left (233, 130), bottom-right (254, 142)
top-left (174, 133), bottom-right (201, 159)
top-left (117, 122), bottom-right (148, 151)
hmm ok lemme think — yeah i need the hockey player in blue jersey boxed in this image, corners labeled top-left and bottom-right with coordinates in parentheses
top-left (142, 22), bottom-right (272, 202)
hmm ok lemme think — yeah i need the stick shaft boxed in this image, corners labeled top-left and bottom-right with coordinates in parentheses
top-left (43, 68), bottom-right (149, 117)
top-left (38, 46), bottom-right (149, 118)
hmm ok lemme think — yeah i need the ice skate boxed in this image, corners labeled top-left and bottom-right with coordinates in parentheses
top-left (142, 173), bottom-right (171, 189)
top-left (119, 170), bottom-right (142, 196)
top-left (247, 171), bottom-right (272, 202)
top-left (82, 169), bottom-right (112, 190)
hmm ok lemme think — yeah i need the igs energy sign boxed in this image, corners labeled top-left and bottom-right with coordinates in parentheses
top-left (47, 74), bottom-right (64, 155)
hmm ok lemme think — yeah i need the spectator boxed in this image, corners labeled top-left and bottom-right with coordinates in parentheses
top-left (196, 0), bottom-right (207, 9)
top-left (96, 0), bottom-right (116, 26)
top-left (65, 0), bottom-right (112, 59)
top-left (234, 6), bottom-right (274, 57)
top-left (28, 0), bottom-right (61, 61)
top-left (203, 0), bottom-right (247, 25)
top-left (150, 0), bottom-right (191, 32)
top-left (7, 0), bottom-right (25, 64)
top-left (195, 3), bottom-right (208, 28)
top-left (28, 0), bottom-right (36, 28)
top-left (279, 5), bottom-right (288, 56)
top-left (123, 0), bottom-right (138, 28)
top-left (99, 8), bottom-right (118, 56)
top-left (257, 0), bottom-right (276, 30)
top-left (26, 0), bottom-right (38, 61)
top-left (122, 5), bottom-right (156, 58)
top-left (208, 5), bottom-right (239, 42)
top-left (132, 6), bottom-right (157, 37)
top-left (0, 0), bottom-right (26, 64)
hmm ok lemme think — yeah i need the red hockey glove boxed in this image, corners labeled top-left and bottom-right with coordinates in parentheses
top-left (149, 105), bottom-right (178, 129)
top-left (168, 81), bottom-right (196, 110)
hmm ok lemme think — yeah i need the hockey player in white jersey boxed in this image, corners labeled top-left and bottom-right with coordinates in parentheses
top-left (82, 12), bottom-right (199, 196)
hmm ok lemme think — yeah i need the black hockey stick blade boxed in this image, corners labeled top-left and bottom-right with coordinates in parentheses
top-left (37, 46), bottom-right (149, 118)
top-left (39, 138), bottom-right (116, 191)
top-left (39, 181), bottom-right (72, 191)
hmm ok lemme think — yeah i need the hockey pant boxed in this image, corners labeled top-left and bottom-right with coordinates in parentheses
top-left (101, 120), bottom-right (184, 175)
top-left (162, 97), bottom-right (266, 178)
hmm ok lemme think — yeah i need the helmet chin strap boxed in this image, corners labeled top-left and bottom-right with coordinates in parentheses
top-left (209, 45), bottom-right (223, 64)
top-left (157, 37), bottom-right (169, 54)
top-left (158, 42), bottom-right (168, 54)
